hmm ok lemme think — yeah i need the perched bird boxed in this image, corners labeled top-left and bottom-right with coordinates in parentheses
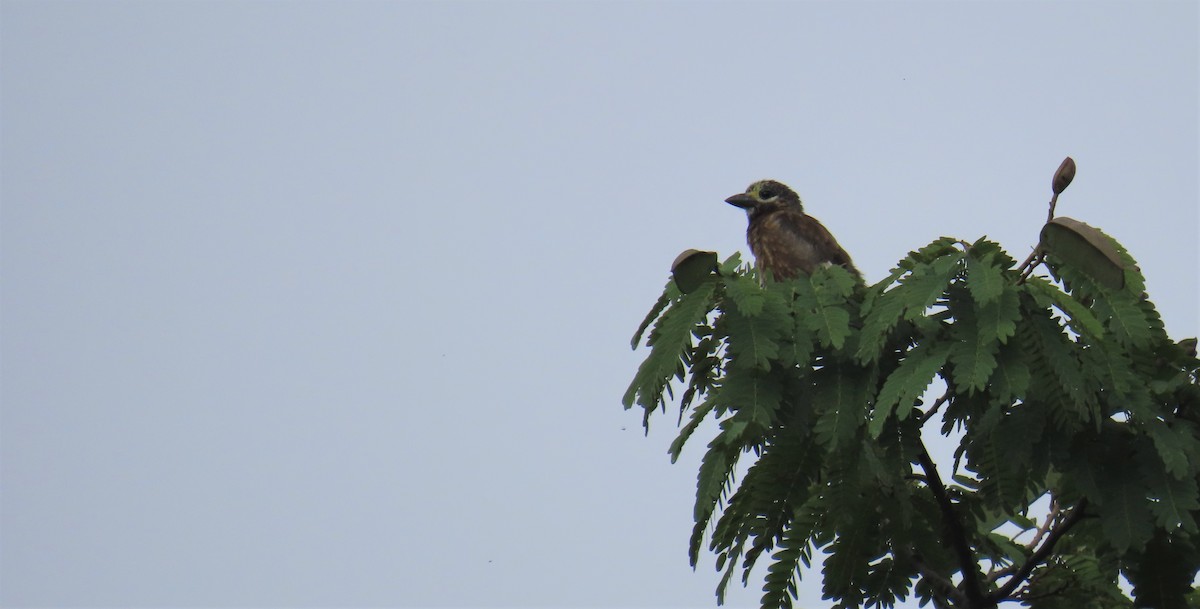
top-left (725, 180), bottom-right (861, 281)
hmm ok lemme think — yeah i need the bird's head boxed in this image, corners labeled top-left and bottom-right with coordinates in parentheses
top-left (724, 180), bottom-right (803, 218)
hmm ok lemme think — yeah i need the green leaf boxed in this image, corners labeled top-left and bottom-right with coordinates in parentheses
top-left (813, 263), bottom-right (861, 297)
top-left (677, 334), bottom-right (721, 416)
top-left (1020, 306), bottom-right (1091, 415)
top-left (804, 304), bottom-right (852, 350)
top-left (799, 269), bottom-right (856, 350)
top-left (1127, 532), bottom-right (1200, 609)
top-left (870, 341), bottom-right (951, 438)
top-left (1023, 276), bottom-right (1105, 341)
top-left (1095, 292), bottom-right (1153, 349)
top-left (948, 302), bottom-right (1000, 395)
top-left (726, 273), bottom-right (766, 315)
top-left (856, 290), bottom-right (906, 363)
top-left (1093, 460), bottom-right (1155, 553)
top-left (781, 310), bottom-right (815, 368)
top-left (966, 252), bottom-right (1005, 305)
top-left (1143, 419), bottom-right (1194, 480)
top-left (759, 527), bottom-right (805, 609)
top-left (758, 499), bottom-right (823, 609)
top-left (984, 532), bottom-right (1029, 566)
top-left (976, 287), bottom-right (1021, 345)
top-left (718, 251), bottom-right (745, 276)
top-left (1146, 466), bottom-right (1200, 533)
top-left (693, 433), bottom-right (740, 527)
top-left (967, 405), bottom-right (1046, 510)
top-left (631, 281), bottom-right (677, 349)
top-left (967, 237), bottom-right (1018, 270)
top-left (724, 308), bottom-right (786, 371)
top-left (821, 523), bottom-right (870, 607)
top-left (813, 364), bottom-right (871, 451)
top-left (902, 236), bottom-right (963, 268)
top-left (1021, 550), bottom-right (1131, 607)
top-left (669, 396), bottom-right (718, 463)
top-left (989, 342), bottom-right (1030, 407)
top-left (899, 252), bottom-right (964, 319)
top-left (622, 281), bottom-right (718, 411)
top-left (862, 555), bottom-right (918, 609)
top-left (949, 337), bottom-right (999, 396)
top-left (1062, 438), bottom-right (1105, 501)
top-left (715, 369), bottom-right (783, 431)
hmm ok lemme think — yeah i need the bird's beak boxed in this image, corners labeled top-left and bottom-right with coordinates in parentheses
top-left (725, 193), bottom-right (755, 209)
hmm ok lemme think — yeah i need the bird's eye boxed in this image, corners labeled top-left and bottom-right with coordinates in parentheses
top-left (758, 187), bottom-right (776, 199)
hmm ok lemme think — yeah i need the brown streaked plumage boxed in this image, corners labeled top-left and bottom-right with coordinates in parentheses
top-left (725, 180), bottom-right (861, 281)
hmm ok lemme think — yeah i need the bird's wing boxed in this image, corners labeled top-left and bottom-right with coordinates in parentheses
top-left (773, 211), bottom-right (860, 277)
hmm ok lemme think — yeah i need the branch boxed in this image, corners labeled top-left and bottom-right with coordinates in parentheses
top-left (912, 552), bottom-right (965, 606)
top-left (986, 564), bottom-right (1016, 585)
top-left (987, 498), bottom-right (1063, 584)
top-left (1015, 250), bottom-right (1043, 284)
top-left (896, 544), bottom-right (964, 606)
top-left (1017, 157), bottom-right (1073, 284)
top-left (916, 441), bottom-right (987, 607)
top-left (988, 498), bottom-right (1089, 603)
top-left (1046, 191), bottom-right (1061, 225)
top-left (1015, 248), bottom-right (1039, 276)
top-left (1026, 498), bottom-right (1061, 551)
top-left (917, 389), bottom-right (952, 426)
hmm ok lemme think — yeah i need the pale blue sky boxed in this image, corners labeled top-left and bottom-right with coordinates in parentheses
top-left (2, 1), bottom-right (1197, 607)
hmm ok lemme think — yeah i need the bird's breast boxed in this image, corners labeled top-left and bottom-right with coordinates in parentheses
top-left (746, 213), bottom-right (822, 278)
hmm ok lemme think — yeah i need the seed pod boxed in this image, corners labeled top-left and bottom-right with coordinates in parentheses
top-left (1038, 216), bottom-right (1125, 289)
top-left (671, 249), bottom-right (719, 294)
top-left (1179, 338), bottom-right (1198, 358)
top-left (1052, 156), bottom-right (1076, 194)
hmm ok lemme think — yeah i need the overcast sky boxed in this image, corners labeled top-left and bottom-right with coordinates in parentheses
top-left (2, 2), bottom-right (1197, 607)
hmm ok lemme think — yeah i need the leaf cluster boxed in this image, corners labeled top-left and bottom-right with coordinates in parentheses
top-left (624, 232), bottom-right (1200, 608)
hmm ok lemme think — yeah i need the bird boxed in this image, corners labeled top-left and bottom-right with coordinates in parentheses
top-left (725, 180), bottom-right (861, 282)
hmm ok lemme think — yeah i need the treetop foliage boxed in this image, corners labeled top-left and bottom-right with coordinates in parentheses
top-left (623, 159), bottom-right (1200, 608)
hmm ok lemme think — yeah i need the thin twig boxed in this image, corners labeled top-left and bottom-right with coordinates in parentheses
top-left (1046, 192), bottom-right (1060, 224)
top-left (985, 498), bottom-right (1063, 584)
top-left (1014, 190), bottom-right (1061, 283)
top-left (1015, 249), bottom-right (1039, 275)
top-left (1017, 253), bottom-right (1044, 283)
top-left (917, 390), bottom-right (952, 426)
top-left (1026, 498), bottom-right (1060, 550)
top-left (987, 564), bottom-right (1016, 584)
top-left (989, 499), bottom-right (1089, 603)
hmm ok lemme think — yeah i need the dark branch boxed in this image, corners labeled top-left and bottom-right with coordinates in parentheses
top-left (909, 551), bottom-right (965, 605)
top-left (986, 564), bottom-right (1016, 584)
top-left (917, 389), bottom-right (952, 426)
top-left (896, 544), bottom-right (963, 604)
top-left (916, 441), bottom-right (987, 607)
top-left (989, 498), bottom-right (1089, 603)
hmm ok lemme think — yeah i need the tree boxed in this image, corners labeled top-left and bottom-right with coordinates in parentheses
top-left (623, 159), bottom-right (1200, 608)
